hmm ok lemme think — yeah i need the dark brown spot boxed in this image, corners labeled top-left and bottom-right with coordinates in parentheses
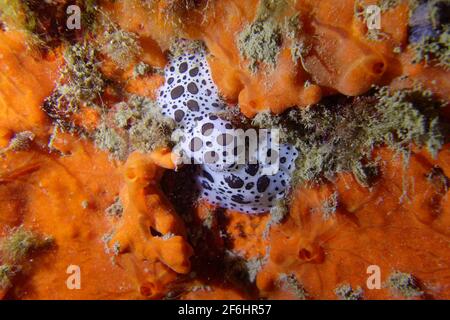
top-left (174, 110), bottom-right (185, 122)
top-left (190, 137), bottom-right (203, 152)
top-left (187, 99), bottom-right (199, 111)
top-left (171, 85), bottom-right (184, 99)
top-left (179, 62), bottom-right (188, 73)
top-left (224, 174), bottom-right (244, 189)
top-left (189, 67), bottom-right (199, 76)
top-left (204, 151), bottom-right (218, 164)
top-left (201, 123), bottom-right (214, 136)
top-left (217, 133), bottom-right (233, 146)
top-left (245, 164), bottom-right (259, 176)
top-left (245, 182), bottom-right (254, 190)
top-left (187, 82), bottom-right (199, 94)
top-left (257, 176), bottom-right (270, 193)
top-left (231, 194), bottom-right (251, 204)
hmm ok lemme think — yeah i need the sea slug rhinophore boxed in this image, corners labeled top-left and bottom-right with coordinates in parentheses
top-left (158, 43), bottom-right (298, 214)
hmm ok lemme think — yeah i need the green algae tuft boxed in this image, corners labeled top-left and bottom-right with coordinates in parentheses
top-left (335, 283), bottom-right (364, 300)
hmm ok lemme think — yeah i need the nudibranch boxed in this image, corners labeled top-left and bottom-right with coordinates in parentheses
top-left (158, 45), bottom-right (298, 214)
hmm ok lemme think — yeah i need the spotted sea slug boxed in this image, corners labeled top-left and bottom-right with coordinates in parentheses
top-left (158, 44), bottom-right (298, 214)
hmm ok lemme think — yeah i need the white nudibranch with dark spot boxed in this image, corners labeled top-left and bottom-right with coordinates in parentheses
top-left (158, 44), bottom-right (298, 214)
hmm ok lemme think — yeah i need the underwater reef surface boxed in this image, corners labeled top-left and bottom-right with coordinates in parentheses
top-left (0, 0), bottom-right (449, 300)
